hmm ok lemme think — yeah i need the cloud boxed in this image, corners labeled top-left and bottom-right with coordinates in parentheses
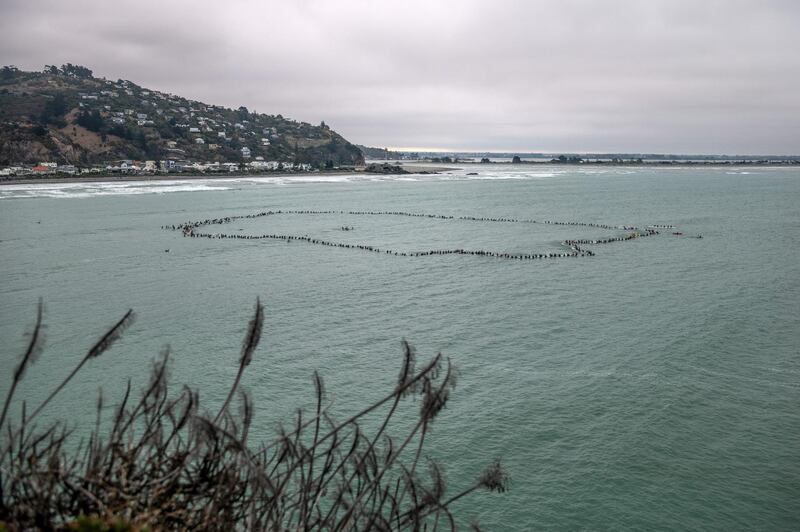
top-left (1, 0), bottom-right (798, 153)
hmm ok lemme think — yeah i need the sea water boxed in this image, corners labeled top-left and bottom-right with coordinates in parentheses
top-left (1, 164), bottom-right (798, 530)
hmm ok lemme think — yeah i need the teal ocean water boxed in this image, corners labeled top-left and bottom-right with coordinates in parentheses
top-left (1, 165), bottom-right (799, 529)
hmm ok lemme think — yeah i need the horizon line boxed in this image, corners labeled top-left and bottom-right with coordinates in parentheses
top-left (384, 147), bottom-right (800, 157)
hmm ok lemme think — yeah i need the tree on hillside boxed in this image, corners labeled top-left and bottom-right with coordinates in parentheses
top-left (76, 110), bottom-right (104, 132)
top-left (1, 65), bottom-right (19, 81)
top-left (40, 94), bottom-right (68, 126)
top-left (60, 63), bottom-right (93, 79)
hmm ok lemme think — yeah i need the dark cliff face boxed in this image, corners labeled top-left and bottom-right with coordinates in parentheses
top-left (296, 134), bottom-right (365, 167)
top-left (0, 67), bottom-right (364, 167)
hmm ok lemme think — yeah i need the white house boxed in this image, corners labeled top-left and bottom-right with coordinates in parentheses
top-left (195, 138), bottom-right (205, 145)
top-left (241, 147), bottom-right (251, 158)
top-left (189, 127), bottom-right (200, 133)
top-left (58, 165), bottom-right (77, 174)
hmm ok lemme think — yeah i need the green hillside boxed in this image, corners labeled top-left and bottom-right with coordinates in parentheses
top-left (0, 64), bottom-right (364, 167)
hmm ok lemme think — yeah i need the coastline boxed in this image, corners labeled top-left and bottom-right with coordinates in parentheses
top-left (0, 165), bottom-right (456, 186)
top-left (0, 169), bottom-right (357, 186)
top-left (0, 162), bottom-right (793, 186)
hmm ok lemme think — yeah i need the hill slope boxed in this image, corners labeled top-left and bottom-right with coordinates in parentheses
top-left (0, 65), bottom-right (364, 167)
top-left (356, 144), bottom-right (404, 160)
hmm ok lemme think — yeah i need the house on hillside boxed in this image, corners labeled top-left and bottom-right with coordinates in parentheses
top-left (162, 159), bottom-right (190, 172)
top-left (241, 147), bottom-right (251, 158)
top-left (195, 138), bottom-right (205, 145)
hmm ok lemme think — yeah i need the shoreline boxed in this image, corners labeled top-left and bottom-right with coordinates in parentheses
top-left (0, 162), bottom-right (794, 186)
top-left (0, 165), bottom-right (456, 186)
top-left (0, 169), bottom-right (360, 186)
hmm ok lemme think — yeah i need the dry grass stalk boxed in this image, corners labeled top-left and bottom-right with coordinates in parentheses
top-left (0, 300), bottom-right (507, 530)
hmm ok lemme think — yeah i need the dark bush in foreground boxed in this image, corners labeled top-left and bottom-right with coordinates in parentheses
top-left (0, 300), bottom-right (507, 530)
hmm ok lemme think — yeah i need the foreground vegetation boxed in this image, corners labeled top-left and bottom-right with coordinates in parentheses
top-left (0, 300), bottom-right (507, 530)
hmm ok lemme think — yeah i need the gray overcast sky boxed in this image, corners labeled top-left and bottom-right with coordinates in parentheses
top-left (2, 0), bottom-right (799, 154)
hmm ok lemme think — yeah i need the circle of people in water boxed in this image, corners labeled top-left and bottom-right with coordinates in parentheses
top-left (163, 210), bottom-right (699, 261)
